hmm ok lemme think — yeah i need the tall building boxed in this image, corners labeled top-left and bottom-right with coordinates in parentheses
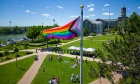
top-left (83, 6), bottom-right (127, 34)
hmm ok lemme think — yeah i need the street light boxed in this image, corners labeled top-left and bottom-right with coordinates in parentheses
top-left (53, 19), bottom-right (55, 26)
top-left (9, 21), bottom-right (12, 28)
top-left (42, 23), bottom-right (43, 28)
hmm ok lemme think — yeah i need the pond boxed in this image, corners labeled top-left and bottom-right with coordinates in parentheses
top-left (0, 33), bottom-right (27, 42)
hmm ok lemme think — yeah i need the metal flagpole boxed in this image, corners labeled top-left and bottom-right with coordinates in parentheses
top-left (80, 5), bottom-right (84, 84)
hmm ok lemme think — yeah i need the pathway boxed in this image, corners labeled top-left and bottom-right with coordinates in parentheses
top-left (18, 53), bottom-right (46, 84)
top-left (0, 53), bottom-right (37, 66)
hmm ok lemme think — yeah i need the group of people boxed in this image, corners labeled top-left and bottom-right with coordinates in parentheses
top-left (70, 50), bottom-right (95, 57)
top-left (49, 75), bottom-right (59, 84)
top-left (70, 74), bottom-right (79, 83)
top-left (48, 55), bottom-right (63, 62)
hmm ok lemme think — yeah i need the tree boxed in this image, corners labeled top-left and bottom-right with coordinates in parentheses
top-left (26, 26), bottom-right (41, 42)
top-left (95, 12), bottom-right (140, 83)
top-left (0, 52), bottom-right (4, 61)
top-left (23, 42), bottom-right (29, 54)
top-left (4, 50), bottom-right (9, 58)
top-left (83, 27), bottom-right (88, 36)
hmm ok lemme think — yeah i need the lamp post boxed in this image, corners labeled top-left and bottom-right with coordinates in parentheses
top-left (42, 23), bottom-right (43, 28)
top-left (80, 5), bottom-right (84, 84)
top-left (9, 21), bottom-right (12, 28)
top-left (53, 19), bottom-right (55, 26)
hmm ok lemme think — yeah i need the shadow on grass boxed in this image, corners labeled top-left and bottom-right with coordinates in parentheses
top-left (17, 67), bottom-right (25, 70)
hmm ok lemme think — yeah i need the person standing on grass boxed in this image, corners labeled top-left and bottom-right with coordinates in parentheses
top-left (76, 55), bottom-right (78, 59)
top-left (93, 55), bottom-right (95, 61)
top-left (76, 74), bottom-right (79, 82)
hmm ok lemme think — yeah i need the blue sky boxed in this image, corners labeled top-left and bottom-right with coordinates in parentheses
top-left (0, 0), bottom-right (140, 26)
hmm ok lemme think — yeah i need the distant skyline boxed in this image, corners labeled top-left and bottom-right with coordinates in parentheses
top-left (0, 0), bottom-right (140, 27)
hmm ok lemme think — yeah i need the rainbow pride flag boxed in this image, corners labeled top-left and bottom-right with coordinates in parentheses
top-left (43, 16), bottom-right (81, 40)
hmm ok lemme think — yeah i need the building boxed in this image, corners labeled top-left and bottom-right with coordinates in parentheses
top-left (83, 6), bottom-right (127, 34)
top-left (83, 19), bottom-right (103, 34)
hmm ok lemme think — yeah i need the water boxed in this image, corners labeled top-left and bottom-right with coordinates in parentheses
top-left (0, 33), bottom-right (27, 42)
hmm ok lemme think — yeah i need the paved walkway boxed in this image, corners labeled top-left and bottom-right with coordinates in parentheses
top-left (89, 73), bottom-right (122, 84)
top-left (0, 53), bottom-right (37, 66)
top-left (18, 53), bottom-right (46, 84)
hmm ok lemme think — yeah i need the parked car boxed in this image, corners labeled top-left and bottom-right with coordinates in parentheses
top-left (19, 37), bottom-right (28, 41)
top-left (7, 39), bottom-right (16, 45)
top-left (0, 43), bottom-right (6, 47)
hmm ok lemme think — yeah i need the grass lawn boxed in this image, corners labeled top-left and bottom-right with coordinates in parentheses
top-left (0, 55), bottom-right (35, 84)
top-left (32, 54), bottom-right (99, 84)
top-left (59, 35), bottom-right (121, 54)
top-left (0, 51), bottom-right (33, 62)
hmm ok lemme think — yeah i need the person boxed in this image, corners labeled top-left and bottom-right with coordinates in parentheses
top-left (76, 55), bottom-right (78, 59)
top-left (56, 77), bottom-right (60, 84)
top-left (86, 58), bottom-right (87, 63)
top-left (50, 56), bottom-right (53, 61)
top-left (70, 74), bottom-right (74, 82)
top-left (49, 80), bottom-right (53, 84)
top-left (93, 55), bottom-right (95, 61)
top-left (58, 55), bottom-right (60, 61)
top-left (36, 48), bottom-right (38, 53)
top-left (52, 75), bottom-right (55, 80)
top-left (42, 68), bottom-right (45, 72)
top-left (76, 74), bottom-right (79, 82)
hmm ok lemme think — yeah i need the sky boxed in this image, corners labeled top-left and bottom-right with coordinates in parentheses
top-left (0, 0), bottom-right (140, 27)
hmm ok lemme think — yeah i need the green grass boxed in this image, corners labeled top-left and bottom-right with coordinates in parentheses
top-left (0, 55), bottom-right (35, 84)
top-left (32, 55), bottom-right (99, 84)
top-left (85, 34), bottom-right (121, 40)
top-left (0, 51), bottom-right (33, 62)
top-left (59, 35), bottom-right (121, 53)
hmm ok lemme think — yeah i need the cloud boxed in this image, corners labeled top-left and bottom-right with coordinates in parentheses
top-left (88, 8), bottom-right (94, 11)
top-left (104, 4), bottom-right (109, 6)
top-left (57, 6), bottom-right (63, 9)
top-left (102, 8), bottom-right (109, 10)
top-left (42, 13), bottom-right (51, 17)
top-left (89, 14), bottom-right (95, 16)
top-left (138, 6), bottom-right (140, 9)
top-left (87, 4), bottom-right (94, 7)
top-left (83, 15), bottom-right (89, 18)
top-left (46, 7), bottom-right (50, 8)
top-left (31, 12), bottom-right (36, 14)
top-left (50, 17), bottom-right (54, 18)
top-left (102, 12), bottom-right (114, 15)
top-left (70, 15), bottom-right (78, 18)
top-left (25, 10), bottom-right (30, 13)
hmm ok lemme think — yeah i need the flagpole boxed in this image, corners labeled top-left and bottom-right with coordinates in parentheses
top-left (80, 5), bottom-right (84, 84)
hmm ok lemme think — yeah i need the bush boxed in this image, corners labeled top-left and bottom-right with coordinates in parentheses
top-left (0, 52), bottom-right (4, 57)
top-left (89, 33), bottom-right (96, 36)
top-left (4, 50), bottom-right (9, 56)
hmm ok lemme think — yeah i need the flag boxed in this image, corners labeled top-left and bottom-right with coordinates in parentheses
top-left (43, 16), bottom-right (81, 40)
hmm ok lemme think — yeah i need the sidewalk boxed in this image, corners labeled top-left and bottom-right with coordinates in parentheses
top-left (18, 53), bottom-right (46, 84)
top-left (0, 53), bottom-right (37, 65)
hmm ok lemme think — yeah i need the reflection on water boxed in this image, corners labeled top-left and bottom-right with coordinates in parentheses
top-left (0, 33), bottom-right (27, 41)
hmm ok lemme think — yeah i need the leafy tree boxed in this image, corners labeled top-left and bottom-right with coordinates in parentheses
top-left (95, 12), bottom-right (140, 83)
top-left (83, 27), bottom-right (88, 36)
top-left (26, 26), bottom-right (41, 41)
top-left (4, 50), bottom-right (9, 58)
top-left (0, 52), bottom-right (4, 61)
top-left (23, 42), bottom-right (29, 54)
